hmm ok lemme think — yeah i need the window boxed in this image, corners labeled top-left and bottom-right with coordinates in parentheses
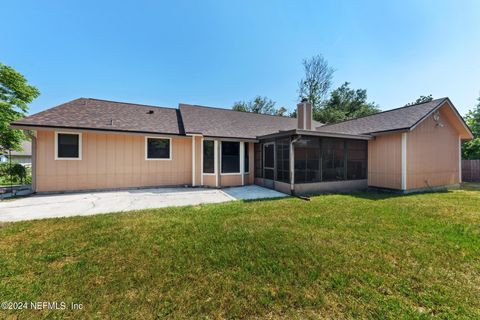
top-left (322, 138), bottom-right (345, 181)
top-left (146, 137), bottom-right (171, 160)
top-left (294, 137), bottom-right (320, 183)
top-left (221, 141), bottom-right (240, 173)
top-left (276, 138), bottom-right (290, 183)
top-left (56, 132), bottom-right (81, 160)
top-left (203, 140), bottom-right (215, 174)
top-left (346, 140), bottom-right (367, 180)
top-left (244, 142), bottom-right (249, 173)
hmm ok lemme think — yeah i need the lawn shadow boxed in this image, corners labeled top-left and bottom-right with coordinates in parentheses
top-left (299, 187), bottom-right (457, 202)
top-left (345, 188), bottom-right (453, 201)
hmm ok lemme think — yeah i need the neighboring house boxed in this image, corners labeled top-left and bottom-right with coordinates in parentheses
top-left (0, 140), bottom-right (32, 165)
top-left (10, 97), bottom-right (473, 194)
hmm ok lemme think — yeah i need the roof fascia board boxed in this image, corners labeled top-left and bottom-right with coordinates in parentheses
top-left (258, 129), bottom-right (372, 140)
top-left (296, 129), bottom-right (372, 140)
top-left (442, 99), bottom-right (474, 139)
top-left (201, 135), bottom-right (258, 142)
top-left (409, 98), bottom-right (473, 139)
top-left (370, 128), bottom-right (410, 136)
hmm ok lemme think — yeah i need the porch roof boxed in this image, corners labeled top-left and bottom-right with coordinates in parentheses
top-left (257, 129), bottom-right (373, 141)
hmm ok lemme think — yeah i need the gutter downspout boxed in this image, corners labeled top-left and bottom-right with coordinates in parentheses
top-left (290, 135), bottom-right (301, 195)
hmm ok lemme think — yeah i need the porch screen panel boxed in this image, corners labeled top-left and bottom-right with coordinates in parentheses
top-left (264, 143), bottom-right (275, 180)
top-left (276, 138), bottom-right (290, 183)
top-left (294, 137), bottom-right (320, 183)
top-left (322, 138), bottom-right (345, 181)
top-left (346, 140), bottom-right (367, 180)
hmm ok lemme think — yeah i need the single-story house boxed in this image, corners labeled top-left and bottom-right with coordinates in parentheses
top-left (0, 140), bottom-right (32, 165)
top-left (10, 97), bottom-right (473, 194)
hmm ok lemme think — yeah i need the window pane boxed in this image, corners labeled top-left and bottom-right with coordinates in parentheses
top-left (57, 133), bottom-right (79, 158)
top-left (147, 138), bottom-right (170, 159)
top-left (221, 141), bottom-right (240, 173)
top-left (203, 140), bottom-right (214, 173)
top-left (244, 143), bottom-right (249, 172)
top-left (276, 138), bottom-right (290, 183)
top-left (347, 140), bottom-right (367, 180)
top-left (322, 138), bottom-right (345, 181)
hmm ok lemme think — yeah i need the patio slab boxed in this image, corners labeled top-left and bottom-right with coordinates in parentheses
top-left (0, 185), bottom-right (287, 222)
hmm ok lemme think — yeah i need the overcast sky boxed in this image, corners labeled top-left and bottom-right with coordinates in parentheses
top-left (2, 0), bottom-right (479, 116)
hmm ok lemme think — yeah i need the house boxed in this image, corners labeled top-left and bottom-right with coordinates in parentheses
top-left (10, 97), bottom-right (473, 194)
top-left (0, 140), bottom-right (32, 165)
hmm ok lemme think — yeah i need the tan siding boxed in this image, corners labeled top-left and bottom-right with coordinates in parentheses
top-left (36, 130), bottom-right (192, 192)
top-left (220, 175), bottom-right (242, 187)
top-left (407, 106), bottom-right (460, 189)
top-left (368, 133), bottom-right (402, 189)
top-left (203, 175), bottom-right (216, 187)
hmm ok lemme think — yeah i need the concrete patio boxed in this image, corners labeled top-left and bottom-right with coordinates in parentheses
top-left (0, 185), bottom-right (286, 222)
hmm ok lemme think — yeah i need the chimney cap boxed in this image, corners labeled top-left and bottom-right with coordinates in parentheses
top-left (301, 97), bottom-right (308, 103)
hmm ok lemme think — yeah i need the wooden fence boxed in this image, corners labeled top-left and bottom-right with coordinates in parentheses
top-left (462, 160), bottom-right (480, 182)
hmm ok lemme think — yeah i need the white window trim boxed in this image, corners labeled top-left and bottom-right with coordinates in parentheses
top-left (55, 131), bottom-right (82, 160)
top-left (202, 139), bottom-right (216, 175)
top-left (220, 141), bottom-right (241, 175)
top-left (214, 140), bottom-right (219, 187)
top-left (192, 136), bottom-right (196, 187)
top-left (145, 136), bottom-right (172, 160)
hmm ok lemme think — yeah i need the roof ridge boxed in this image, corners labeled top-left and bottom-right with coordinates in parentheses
top-left (86, 98), bottom-right (175, 110)
top-left (179, 103), bottom-right (296, 120)
top-left (318, 97), bottom-right (447, 129)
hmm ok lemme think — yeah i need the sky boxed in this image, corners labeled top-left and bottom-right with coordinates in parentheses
top-left (1, 0), bottom-right (480, 116)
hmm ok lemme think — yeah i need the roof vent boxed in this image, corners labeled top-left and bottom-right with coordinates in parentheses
top-left (109, 118), bottom-right (113, 126)
top-left (147, 110), bottom-right (154, 114)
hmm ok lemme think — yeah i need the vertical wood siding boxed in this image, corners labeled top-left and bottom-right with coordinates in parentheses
top-left (36, 130), bottom-right (192, 192)
top-left (407, 105), bottom-right (460, 189)
top-left (368, 133), bottom-right (402, 189)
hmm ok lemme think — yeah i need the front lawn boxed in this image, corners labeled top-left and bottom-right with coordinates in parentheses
top-left (1, 190), bottom-right (480, 319)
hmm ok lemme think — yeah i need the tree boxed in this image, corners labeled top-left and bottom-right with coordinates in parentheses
top-left (276, 106), bottom-right (287, 117)
top-left (406, 94), bottom-right (433, 106)
top-left (462, 96), bottom-right (480, 159)
top-left (232, 96), bottom-right (280, 115)
top-left (314, 82), bottom-right (380, 124)
top-left (298, 54), bottom-right (334, 112)
top-left (0, 63), bottom-right (40, 153)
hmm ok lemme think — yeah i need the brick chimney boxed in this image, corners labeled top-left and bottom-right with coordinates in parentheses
top-left (297, 99), bottom-right (312, 130)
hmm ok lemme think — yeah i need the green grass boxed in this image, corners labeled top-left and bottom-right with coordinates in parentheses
top-left (1, 189), bottom-right (480, 319)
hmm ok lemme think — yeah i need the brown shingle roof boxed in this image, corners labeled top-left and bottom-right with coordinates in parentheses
top-left (13, 96), bottom-right (467, 140)
top-left (12, 98), bottom-right (184, 135)
top-left (316, 98), bottom-right (448, 135)
top-left (179, 103), bottom-right (322, 139)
